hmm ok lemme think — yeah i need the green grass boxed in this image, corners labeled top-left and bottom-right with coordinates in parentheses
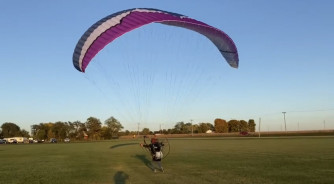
top-left (1, 137), bottom-right (334, 184)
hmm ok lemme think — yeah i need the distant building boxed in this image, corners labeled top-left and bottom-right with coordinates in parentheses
top-left (83, 131), bottom-right (88, 140)
top-left (206, 130), bottom-right (213, 134)
top-left (4, 137), bottom-right (28, 143)
top-left (13, 137), bottom-right (28, 143)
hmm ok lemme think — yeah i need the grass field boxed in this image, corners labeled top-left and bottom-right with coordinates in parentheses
top-left (1, 136), bottom-right (334, 184)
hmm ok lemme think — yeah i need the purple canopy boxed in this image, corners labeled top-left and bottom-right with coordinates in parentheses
top-left (73, 8), bottom-right (239, 72)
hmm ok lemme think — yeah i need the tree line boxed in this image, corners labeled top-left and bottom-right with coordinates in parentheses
top-left (0, 116), bottom-right (124, 141)
top-left (1, 117), bottom-right (255, 141)
top-left (169, 119), bottom-right (256, 134)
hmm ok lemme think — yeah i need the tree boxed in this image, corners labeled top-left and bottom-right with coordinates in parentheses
top-left (248, 119), bottom-right (256, 132)
top-left (207, 123), bottom-right (214, 132)
top-left (52, 121), bottom-right (69, 140)
top-left (184, 123), bottom-right (192, 134)
top-left (173, 122), bottom-right (184, 134)
top-left (192, 124), bottom-right (199, 133)
top-left (142, 128), bottom-right (150, 135)
top-left (228, 120), bottom-right (240, 132)
top-left (31, 123), bottom-right (54, 140)
top-left (214, 118), bottom-right (228, 133)
top-left (36, 129), bottom-right (47, 140)
top-left (46, 123), bottom-right (55, 140)
top-left (1, 122), bottom-right (21, 137)
top-left (71, 121), bottom-right (86, 140)
top-left (86, 117), bottom-right (102, 140)
top-left (117, 130), bottom-right (130, 137)
top-left (67, 121), bottom-right (76, 139)
top-left (198, 122), bottom-right (213, 133)
top-left (172, 121), bottom-right (193, 134)
top-left (31, 124), bottom-right (39, 137)
top-left (100, 126), bottom-right (112, 139)
top-left (20, 129), bottom-right (30, 137)
top-left (239, 120), bottom-right (248, 132)
top-left (124, 130), bottom-right (130, 135)
top-left (104, 116), bottom-right (123, 137)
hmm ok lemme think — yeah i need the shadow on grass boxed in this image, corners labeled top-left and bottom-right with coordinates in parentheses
top-left (114, 171), bottom-right (129, 184)
top-left (110, 143), bottom-right (138, 149)
top-left (135, 154), bottom-right (154, 171)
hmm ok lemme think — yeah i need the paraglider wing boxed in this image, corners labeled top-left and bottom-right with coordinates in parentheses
top-left (73, 8), bottom-right (239, 72)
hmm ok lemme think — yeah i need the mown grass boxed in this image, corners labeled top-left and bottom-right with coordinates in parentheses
top-left (0, 137), bottom-right (333, 184)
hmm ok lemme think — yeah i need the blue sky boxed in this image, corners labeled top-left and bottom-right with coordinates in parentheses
top-left (1, 0), bottom-right (333, 132)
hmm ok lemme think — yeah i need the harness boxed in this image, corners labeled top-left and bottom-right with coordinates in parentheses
top-left (150, 142), bottom-right (164, 161)
top-left (141, 135), bottom-right (170, 161)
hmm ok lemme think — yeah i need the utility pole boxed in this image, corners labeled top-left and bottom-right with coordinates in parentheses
top-left (282, 112), bottom-right (287, 134)
top-left (160, 123), bottom-right (164, 134)
top-left (137, 123), bottom-right (140, 136)
top-left (190, 119), bottom-right (193, 136)
top-left (324, 120), bottom-right (326, 130)
top-left (258, 118), bottom-right (261, 138)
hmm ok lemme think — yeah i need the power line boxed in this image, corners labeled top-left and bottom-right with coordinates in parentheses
top-left (287, 108), bottom-right (334, 113)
